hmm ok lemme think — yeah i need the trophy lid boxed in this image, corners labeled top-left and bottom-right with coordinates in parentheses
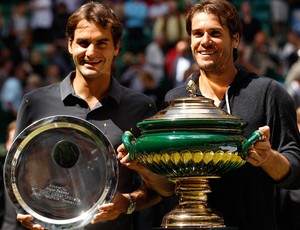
top-left (137, 80), bottom-right (247, 132)
top-left (4, 115), bottom-right (118, 230)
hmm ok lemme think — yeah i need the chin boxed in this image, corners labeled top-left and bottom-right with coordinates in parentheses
top-left (79, 70), bottom-right (97, 78)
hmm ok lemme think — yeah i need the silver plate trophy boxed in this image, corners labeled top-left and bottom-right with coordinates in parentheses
top-left (4, 115), bottom-right (118, 230)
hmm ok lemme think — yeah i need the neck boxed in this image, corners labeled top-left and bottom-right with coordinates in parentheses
top-left (198, 67), bottom-right (237, 104)
top-left (72, 74), bottom-right (111, 109)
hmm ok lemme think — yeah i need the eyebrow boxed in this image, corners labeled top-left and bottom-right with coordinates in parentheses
top-left (76, 37), bottom-right (110, 43)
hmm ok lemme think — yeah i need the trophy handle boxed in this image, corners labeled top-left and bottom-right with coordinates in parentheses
top-left (122, 131), bottom-right (137, 161)
top-left (240, 130), bottom-right (265, 159)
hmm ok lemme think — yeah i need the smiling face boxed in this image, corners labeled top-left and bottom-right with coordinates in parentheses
top-left (190, 12), bottom-right (239, 75)
top-left (68, 19), bottom-right (120, 81)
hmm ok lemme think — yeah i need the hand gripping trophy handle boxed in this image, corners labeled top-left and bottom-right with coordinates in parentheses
top-left (122, 131), bottom-right (137, 161)
top-left (240, 130), bottom-right (265, 159)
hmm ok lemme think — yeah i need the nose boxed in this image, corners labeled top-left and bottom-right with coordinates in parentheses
top-left (85, 44), bottom-right (96, 57)
top-left (201, 33), bottom-right (211, 46)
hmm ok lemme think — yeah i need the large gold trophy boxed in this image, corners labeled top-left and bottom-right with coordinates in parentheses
top-left (122, 80), bottom-right (263, 228)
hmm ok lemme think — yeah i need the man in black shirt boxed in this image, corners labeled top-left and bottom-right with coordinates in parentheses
top-left (163, 0), bottom-right (300, 229)
top-left (13, 2), bottom-right (174, 230)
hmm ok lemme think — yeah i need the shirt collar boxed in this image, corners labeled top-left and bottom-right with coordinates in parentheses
top-left (60, 71), bottom-right (76, 101)
top-left (60, 71), bottom-right (123, 104)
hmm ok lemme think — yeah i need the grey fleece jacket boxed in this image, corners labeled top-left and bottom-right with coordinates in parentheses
top-left (164, 67), bottom-right (300, 230)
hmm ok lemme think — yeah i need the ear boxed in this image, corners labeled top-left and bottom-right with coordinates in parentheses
top-left (232, 33), bottom-right (240, 49)
top-left (113, 42), bottom-right (121, 57)
top-left (68, 39), bottom-right (73, 54)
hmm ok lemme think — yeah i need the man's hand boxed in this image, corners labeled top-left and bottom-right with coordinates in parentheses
top-left (246, 125), bottom-right (291, 181)
top-left (17, 214), bottom-right (44, 230)
top-left (116, 143), bottom-right (143, 172)
top-left (246, 126), bottom-right (272, 166)
top-left (91, 191), bottom-right (130, 224)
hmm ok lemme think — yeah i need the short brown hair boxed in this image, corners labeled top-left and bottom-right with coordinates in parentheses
top-left (65, 2), bottom-right (123, 48)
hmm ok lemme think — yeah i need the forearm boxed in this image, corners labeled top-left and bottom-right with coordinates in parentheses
top-left (134, 166), bottom-right (175, 197)
top-left (130, 183), bottom-right (162, 211)
top-left (261, 150), bottom-right (291, 181)
top-left (116, 144), bottom-right (175, 197)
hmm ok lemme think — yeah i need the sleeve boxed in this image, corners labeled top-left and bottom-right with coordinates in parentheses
top-left (266, 81), bottom-right (300, 189)
top-left (14, 94), bottom-right (32, 137)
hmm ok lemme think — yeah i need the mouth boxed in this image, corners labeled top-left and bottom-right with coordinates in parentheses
top-left (199, 51), bottom-right (216, 55)
top-left (84, 60), bottom-right (102, 65)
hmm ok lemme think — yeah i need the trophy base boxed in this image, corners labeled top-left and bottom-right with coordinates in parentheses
top-left (161, 177), bottom-right (225, 228)
top-left (161, 204), bottom-right (225, 228)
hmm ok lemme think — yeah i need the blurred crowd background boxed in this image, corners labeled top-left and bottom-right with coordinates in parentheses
top-left (1, 0), bottom-right (300, 160)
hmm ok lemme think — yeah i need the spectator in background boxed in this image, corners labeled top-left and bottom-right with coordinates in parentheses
top-left (123, 0), bottom-right (149, 53)
top-left (1, 63), bottom-right (27, 121)
top-left (9, 1), bottom-right (30, 44)
top-left (239, 30), bottom-right (283, 82)
top-left (29, 0), bottom-right (54, 43)
top-left (144, 33), bottom-right (166, 88)
top-left (43, 64), bottom-right (61, 85)
top-left (285, 50), bottom-right (300, 108)
top-left (280, 30), bottom-right (300, 75)
top-left (0, 48), bottom-right (14, 90)
top-left (119, 52), bottom-right (147, 93)
top-left (270, 0), bottom-right (289, 43)
top-left (169, 39), bottom-right (193, 87)
top-left (239, 1), bottom-right (262, 45)
top-left (29, 48), bottom-right (45, 77)
top-left (0, 122), bottom-right (17, 230)
top-left (44, 43), bottom-right (72, 77)
top-left (0, 7), bottom-right (7, 39)
top-left (147, 0), bottom-right (169, 29)
top-left (110, 0), bottom-right (125, 23)
top-left (51, 2), bottom-right (70, 48)
top-left (24, 73), bottom-right (43, 94)
top-left (17, 35), bottom-right (32, 63)
top-left (152, 0), bottom-right (188, 50)
top-left (1, 120), bottom-right (26, 230)
top-left (54, 0), bottom-right (84, 15)
top-left (5, 120), bottom-right (16, 153)
top-left (119, 51), bottom-right (165, 109)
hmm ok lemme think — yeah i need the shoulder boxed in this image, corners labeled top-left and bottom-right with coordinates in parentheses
top-left (120, 85), bottom-right (155, 105)
top-left (234, 69), bottom-right (294, 107)
top-left (116, 85), bottom-right (157, 120)
top-left (234, 68), bottom-right (283, 91)
top-left (25, 82), bottom-right (60, 98)
top-left (164, 86), bottom-right (189, 103)
top-left (114, 80), bottom-right (156, 111)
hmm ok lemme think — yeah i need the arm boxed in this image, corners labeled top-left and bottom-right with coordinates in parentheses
top-left (92, 184), bottom-right (162, 224)
top-left (117, 143), bottom-right (175, 197)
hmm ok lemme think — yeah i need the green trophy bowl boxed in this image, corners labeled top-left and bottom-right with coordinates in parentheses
top-left (122, 94), bottom-right (264, 228)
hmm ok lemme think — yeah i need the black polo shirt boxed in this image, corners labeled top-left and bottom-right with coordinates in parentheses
top-left (16, 71), bottom-right (156, 147)
top-left (14, 71), bottom-right (157, 230)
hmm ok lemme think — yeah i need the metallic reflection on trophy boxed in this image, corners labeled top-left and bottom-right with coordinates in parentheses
top-left (122, 81), bottom-right (264, 228)
top-left (4, 116), bottom-right (118, 230)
